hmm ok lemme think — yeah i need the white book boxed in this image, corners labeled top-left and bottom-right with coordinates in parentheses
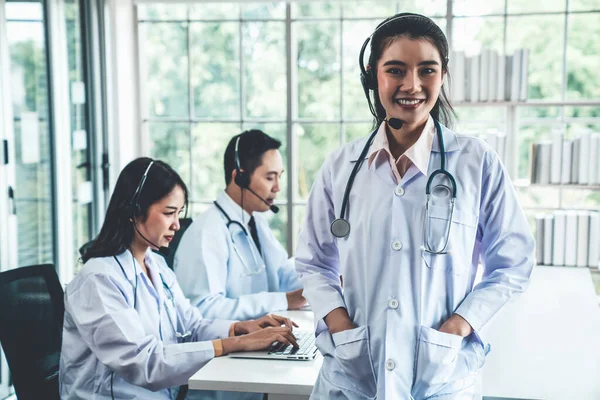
top-left (576, 211), bottom-right (590, 267)
top-left (450, 50), bottom-right (466, 103)
top-left (504, 55), bottom-right (513, 101)
top-left (561, 140), bottom-right (573, 184)
top-left (496, 54), bottom-right (507, 102)
top-left (530, 143), bottom-right (541, 183)
top-left (571, 137), bottom-right (580, 184)
top-left (467, 55), bottom-right (480, 102)
top-left (543, 214), bottom-right (554, 266)
top-left (479, 49), bottom-right (490, 102)
top-left (510, 50), bottom-right (522, 102)
top-left (596, 133), bottom-right (600, 185)
top-left (535, 215), bottom-right (545, 264)
top-left (550, 132), bottom-right (563, 184)
top-left (552, 211), bottom-right (567, 266)
top-left (588, 212), bottom-right (600, 268)
top-left (589, 134), bottom-right (600, 184)
top-left (488, 50), bottom-right (498, 101)
top-left (518, 49), bottom-right (530, 101)
top-left (565, 211), bottom-right (579, 266)
top-left (539, 141), bottom-right (552, 184)
top-left (578, 131), bottom-right (590, 184)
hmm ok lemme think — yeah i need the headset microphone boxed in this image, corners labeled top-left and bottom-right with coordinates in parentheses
top-left (133, 221), bottom-right (171, 255)
top-left (246, 186), bottom-right (279, 213)
top-left (386, 118), bottom-right (403, 130)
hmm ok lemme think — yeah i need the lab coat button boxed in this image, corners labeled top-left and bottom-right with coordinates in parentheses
top-left (388, 299), bottom-right (399, 309)
top-left (391, 240), bottom-right (403, 251)
top-left (385, 359), bottom-right (395, 371)
top-left (394, 186), bottom-right (405, 196)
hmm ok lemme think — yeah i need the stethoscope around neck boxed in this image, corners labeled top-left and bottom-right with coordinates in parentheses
top-left (213, 201), bottom-right (266, 276)
top-left (330, 118), bottom-right (458, 255)
top-left (113, 253), bottom-right (191, 340)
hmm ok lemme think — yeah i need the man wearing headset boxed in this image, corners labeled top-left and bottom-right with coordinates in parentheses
top-left (174, 129), bottom-right (306, 325)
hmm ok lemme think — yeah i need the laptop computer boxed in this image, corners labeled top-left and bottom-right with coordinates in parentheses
top-left (229, 330), bottom-right (318, 361)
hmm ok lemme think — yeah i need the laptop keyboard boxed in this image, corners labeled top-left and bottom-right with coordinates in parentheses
top-left (268, 331), bottom-right (316, 356)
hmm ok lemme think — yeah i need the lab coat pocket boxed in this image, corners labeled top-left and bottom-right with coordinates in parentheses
top-left (315, 330), bottom-right (374, 399)
top-left (412, 325), bottom-right (463, 399)
top-left (422, 206), bottom-right (478, 275)
top-left (413, 326), bottom-right (487, 399)
top-left (332, 326), bottom-right (378, 399)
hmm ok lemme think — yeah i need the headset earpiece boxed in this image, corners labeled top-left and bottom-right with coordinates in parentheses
top-left (234, 169), bottom-right (250, 189)
top-left (233, 135), bottom-right (250, 189)
top-left (361, 65), bottom-right (378, 91)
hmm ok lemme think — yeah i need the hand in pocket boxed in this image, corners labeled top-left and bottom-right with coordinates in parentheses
top-left (332, 326), bottom-right (378, 399)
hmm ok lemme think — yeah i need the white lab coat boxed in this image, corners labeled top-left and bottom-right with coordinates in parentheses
top-left (296, 122), bottom-right (535, 399)
top-left (59, 249), bottom-right (235, 399)
top-left (174, 191), bottom-right (301, 321)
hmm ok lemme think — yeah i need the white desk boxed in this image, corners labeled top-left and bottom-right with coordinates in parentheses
top-left (481, 266), bottom-right (600, 399)
top-left (189, 267), bottom-right (600, 399)
top-left (188, 310), bottom-right (319, 400)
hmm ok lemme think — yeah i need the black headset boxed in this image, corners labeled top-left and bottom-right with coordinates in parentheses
top-left (233, 135), bottom-right (251, 189)
top-left (123, 159), bottom-right (155, 218)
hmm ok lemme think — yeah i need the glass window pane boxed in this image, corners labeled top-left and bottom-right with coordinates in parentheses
top-left (570, 0), bottom-right (600, 11)
top-left (190, 22), bottom-right (240, 119)
top-left (342, 20), bottom-right (379, 121)
top-left (6, 2), bottom-right (43, 20)
top-left (394, 0), bottom-right (447, 16)
top-left (292, 2), bottom-right (340, 18)
top-left (191, 123), bottom-right (240, 202)
top-left (565, 106), bottom-right (600, 119)
top-left (139, 22), bottom-right (189, 118)
top-left (345, 122), bottom-right (374, 143)
top-left (189, 3), bottom-right (239, 20)
top-left (65, 0), bottom-right (92, 273)
top-left (452, 16), bottom-right (504, 56)
top-left (243, 22), bottom-right (286, 119)
top-left (507, 0), bottom-right (565, 14)
top-left (454, 106), bottom-right (506, 123)
top-left (137, 4), bottom-right (187, 20)
top-left (296, 123), bottom-right (342, 200)
top-left (8, 8), bottom-right (55, 267)
top-left (296, 21), bottom-right (341, 120)
top-left (146, 122), bottom-right (191, 190)
top-left (506, 15), bottom-right (564, 101)
top-left (341, 1), bottom-right (397, 18)
top-left (242, 2), bottom-right (285, 19)
top-left (518, 106), bottom-right (561, 119)
top-left (566, 14), bottom-right (600, 100)
top-left (241, 122), bottom-right (288, 201)
top-left (264, 205), bottom-right (288, 252)
top-left (452, 0), bottom-right (505, 16)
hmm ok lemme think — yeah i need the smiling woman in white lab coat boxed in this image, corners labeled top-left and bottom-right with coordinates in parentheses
top-left (60, 158), bottom-right (298, 400)
top-left (295, 13), bottom-right (535, 400)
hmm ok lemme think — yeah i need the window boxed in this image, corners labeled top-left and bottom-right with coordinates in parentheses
top-left (6, 0), bottom-right (55, 266)
top-left (138, 1), bottom-right (600, 254)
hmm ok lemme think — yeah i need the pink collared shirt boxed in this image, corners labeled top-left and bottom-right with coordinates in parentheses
top-left (367, 116), bottom-right (435, 183)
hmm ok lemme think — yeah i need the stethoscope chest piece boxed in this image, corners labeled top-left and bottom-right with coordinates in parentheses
top-left (331, 218), bottom-right (351, 239)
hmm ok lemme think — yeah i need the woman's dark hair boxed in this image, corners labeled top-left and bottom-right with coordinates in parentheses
top-left (368, 13), bottom-right (455, 128)
top-left (82, 157), bottom-right (189, 263)
top-left (223, 129), bottom-right (281, 186)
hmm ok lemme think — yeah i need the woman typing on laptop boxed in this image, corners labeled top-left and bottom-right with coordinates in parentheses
top-left (59, 158), bottom-right (298, 400)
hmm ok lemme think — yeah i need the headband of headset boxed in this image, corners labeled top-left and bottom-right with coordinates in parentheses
top-left (233, 135), bottom-right (251, 189)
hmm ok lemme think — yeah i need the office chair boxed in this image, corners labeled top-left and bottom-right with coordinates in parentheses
top-left (0, 264), bottom-right (64, 400)
top-left (163, 218), bottom-right (193, 270)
